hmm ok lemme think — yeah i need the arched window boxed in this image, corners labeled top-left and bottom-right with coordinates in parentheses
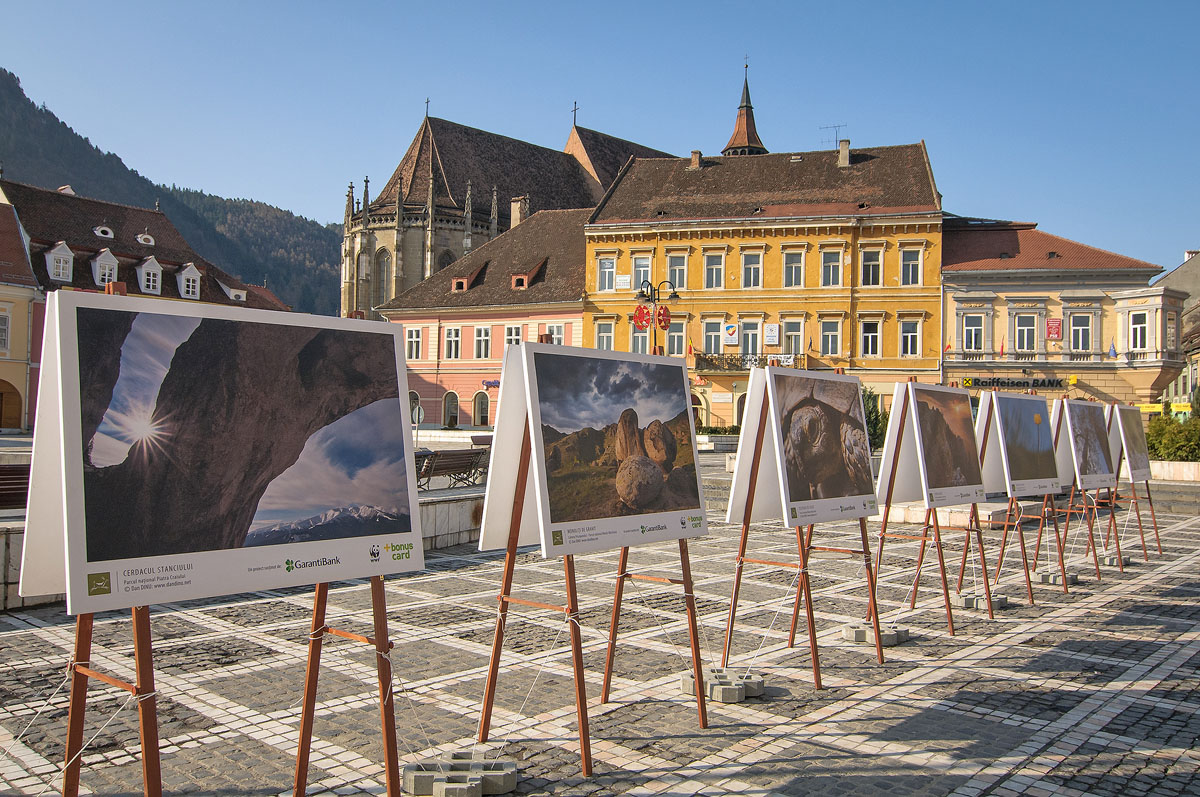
top-left (357, 251), bottom-right (370, 280)
top-left (408, 391), bottom-right (422, 424)
top-left (472, 391), bottom-right (490, 427)
top-left (736, 393), bottom-right (747, 426)
top-left (437, 249), bottom-right (456, 271)
top-left (690, 393), bottom-right (704, 428)
top-left (374, 249), bottom-right (392, 308)
top-left (443, 392), bottom-right (460, 428)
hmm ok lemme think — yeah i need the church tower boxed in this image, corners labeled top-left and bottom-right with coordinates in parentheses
top-left (722, 68), bottom-right (768, 156)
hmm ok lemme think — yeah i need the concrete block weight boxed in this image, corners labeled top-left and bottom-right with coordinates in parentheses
top-left (1037, 571), bottom-right (1078, 585)
top-left (955, 594), bottom-right (1008, 610)
top-left (841, 624), bottom-right (909, 646)
top-left (680, 666), bottom-right (765, 703)
top-left (402, 751), bottom-right (517, 796)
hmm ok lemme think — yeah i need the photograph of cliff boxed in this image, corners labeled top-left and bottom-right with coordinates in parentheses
top-left (995, 394), bottom-right (1058, 483)
top-left (1117, 405), bottom-right (1151, 475)
top-left (532, 352), bottom-right (700, 524)
top-left (772, 373), bottom-right (873, 503)
top-left (77, 307), bottom-right (413, 562)
top-left (1067, 401), bottom-right (1114, 477)
top-left (912, 386), bottom-right (984, 490)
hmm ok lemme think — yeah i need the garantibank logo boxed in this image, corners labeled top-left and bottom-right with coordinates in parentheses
top-left (639, 523), bottom-right (668, 535)
top-left (284, 555), bottom-right (342, 573)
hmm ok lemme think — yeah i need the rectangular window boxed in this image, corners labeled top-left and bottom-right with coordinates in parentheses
top-left (1130, 311), bottom-right (1148, 350)
top-left (444, 328), bottom-right (461, 359)
top-left (740, 321), bottom-right (760, 355)
top-left (667, 322), bottom-right (685, 356)
top-left (597, 257), bottom-right (616, 291)
top-left (505, 324), bottom-right (523, 347)
top-left (704, 253), bottom-right (724, 289)
top-left (783, 321), bottom-right (803, 354)
top-left (704, 321), bottom-right (722, 353)
top-left (52, 255), bottom-right (71, 281)
top-left (596, 322), bottom-right (614, 351)
top-left (474, 326), bottom-right (491, 359)
top-left (963, 315), bottom-right (984, 351)
top-left (1167, 312), bottom-right (1178, 350)
top-left (141, 269), bottom-right (157, 292)
top-left (632, 255), bottom-right (651, 290)
top-left (741, 252), bottom-right (761, 288)
top-left (901, 250), bottom-right (921, 286)
top-left (546, 323), bottom-right (565, 346)
top-left (0, 315), bottom-right (9, 350)
top-left (821, 250), bottom-right (841, 286)
top-left (406, 328), bottom-right (422, 360)
top-left (631, 326), bottom-right (649, 354)
top-left (667, 253), bottom-right (687, 289)
top-left (861, 250), bottom-right (881, 286)
top-left (860, 321), bottom-right (880, 357)
top-left (1014, 314), bottom-right (1036, 351)
top-left (1070, 314), bottom-right (1091, 351)
top-left (783, 251), bottom-right (804, 287)
top-left (99, 262), bottom-right (116, 285)
top-left (901, 321), bottom-right (919, 356)
top-left (183, 275), bottom-right (200, 299)
top-left (820, 320), bottom-right (840, 356)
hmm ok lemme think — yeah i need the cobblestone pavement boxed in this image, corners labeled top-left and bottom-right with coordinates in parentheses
top-left (1, 501), bottom-right (1198, 796)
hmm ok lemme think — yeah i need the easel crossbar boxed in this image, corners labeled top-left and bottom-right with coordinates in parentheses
top-left (72, 665), bottom-right (139, 695)
top-left (742, 557), bottom-right (800, 569)
top-left (618, 572), bottom-right (685, 586)
top-left (324, 626), bottom-right (394, 650)
top-left (809, 546), bottom-right (863, 556)
top-left (500, 595), bottom-right (569, 613)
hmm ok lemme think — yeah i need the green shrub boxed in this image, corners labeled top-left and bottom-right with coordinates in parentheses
top-left (1146, 414), bottom-right (1200, 461)
top-left (862, 388), bottom-right (889, 451)
top-left (698, 425), bottom-right (741, 436)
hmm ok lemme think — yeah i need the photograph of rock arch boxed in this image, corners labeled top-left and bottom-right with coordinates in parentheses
top-left (911, 384), bottom-right (984, 491)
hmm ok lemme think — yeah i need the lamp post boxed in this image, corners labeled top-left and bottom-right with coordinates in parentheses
top-left (635, 279), bottom-right (680, 353)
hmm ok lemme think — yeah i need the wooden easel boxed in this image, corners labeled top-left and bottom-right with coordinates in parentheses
top-left (995, 494), bottom-right (1070, 594)
top-left (294, 575), bottom-right (400, 796)
top-left (721, 380), bottom-right (885, 684)
top-left (63, 607), bottom-right (161, 797)
top-left (1044, 400), bottom-right (1103, 581)
top-left (1101, 403), bottom-right (1161, 559)
top-left (478, 422), bottom-right (594, 776)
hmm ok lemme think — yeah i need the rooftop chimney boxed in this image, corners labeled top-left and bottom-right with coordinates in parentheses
top-left (837, 140), bottom-right (850, 168)
top-left (1186, 249), bottom-right (1200, 262)
top-left (689, 150), bottom-right (702, 169)
top-left (510, 195), bottom-right (530, 227)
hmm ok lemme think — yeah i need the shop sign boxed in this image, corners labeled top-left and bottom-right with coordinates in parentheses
top-left (1046, 318), bottom-right (1062, 340)
top-left (960, 376), bottom-right (1065, 390)
top-left (764, 323), bottom-right (780, 346)
top-left (722, 323), bottom-right (738, 345)
top-left (712, 393), bottom-right (734, 404)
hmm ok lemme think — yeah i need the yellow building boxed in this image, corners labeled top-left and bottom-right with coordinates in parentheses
top-left (0, 202), bottom-right (40, 430)
top-left (583, 78), bottom-right (943, 424)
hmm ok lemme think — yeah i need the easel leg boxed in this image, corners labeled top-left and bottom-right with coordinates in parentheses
top-left (722, 521), bottom-right (751, 668)
top-left (1083, 493), bottom-right (1103, 580)
top-left (1016, 520), bottom-right (1034, 605)
top-left (678, 540), bottom-right (709, 727)
top-left (370, 576), bottom-right (401, 796)
top-left (601, 547), bottom-right (630, 703)
top-left (1105, 490), bottom-right (1124, 572)
top-left (931, 514), bottom-right (955, 636)
top-left (868, 506), bottom-right (890, 623)
top-left (563, 555), bottom-right (592, 776)
top-left (1051, 500), bottom-right (1069, 594)
top-left (859, 518), bottom-right (885, 664)
top-left (1031, 497), bottom-right (1047, 571)
top-left (294, 583), bottom-right (328, 796)
top-left (956, 522), bottom-right (971, 593)
top-left (63, 613), bottom-right (94, 797)
top-left (909, 510), bottom-right (932, 610)
top-left (970, 508), bottom-right (995, 620)
top-left (1130, 487), bottom-right (1149, 560)
top-left (791, 525), bottom-right (821, 689)
top-left (992, 499), bottom-right (1016, 585)
top-left (131, 606), bottom-right (162, 797)
top-left (1145, 482), bottom-right (1163, 554)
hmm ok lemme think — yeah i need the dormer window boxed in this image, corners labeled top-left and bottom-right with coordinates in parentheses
top-left (136, 233), bottom-right (155, 246)
top-left (93, 225), bottom-right (114, 239)
top-left (217, 281), bottom-right (247, 302)
top-left (91, 248), bottom-right (119, 287)
top-left (136, 257), bottom-right (163, 295)
top-left (452, 278), bottom-right (468, 292)
top-left (512, 276), bottom-right (527, 290)
top-left (177, 263), bottom-right (201, 299)
top-left (46, 242), bottom-right (74, 282)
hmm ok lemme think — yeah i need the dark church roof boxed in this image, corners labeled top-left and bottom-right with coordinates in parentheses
top-left (378, 208), bottom-right (589, 312)
top-left (565, 125), bottom-right (674, 189)
top-left (591, 143), bottom-right (939, 224)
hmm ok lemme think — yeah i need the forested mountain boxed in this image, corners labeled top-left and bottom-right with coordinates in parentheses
top-left (0, 68), bottom-right (339, 315)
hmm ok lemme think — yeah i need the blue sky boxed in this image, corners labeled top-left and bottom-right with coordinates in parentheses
top-left (3, 1), bottom-right (1197, 273)
top-left (534, 353), bottom-right (688, 432)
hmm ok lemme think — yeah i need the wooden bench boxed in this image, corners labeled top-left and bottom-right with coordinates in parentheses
top-left (0, 463), bottom-right (31, 510)
top-left (415, 449), bottom-right (489, 490)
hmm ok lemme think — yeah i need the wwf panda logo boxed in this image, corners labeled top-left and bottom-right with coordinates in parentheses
top-left (369, 544), bottom-right (381, 562)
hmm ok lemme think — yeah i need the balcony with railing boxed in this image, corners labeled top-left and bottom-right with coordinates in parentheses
top-left (694, 353), bottom-right (803, 372)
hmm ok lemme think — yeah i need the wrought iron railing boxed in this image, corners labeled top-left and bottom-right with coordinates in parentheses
top-left (694, 353), bottom-right (799, 372)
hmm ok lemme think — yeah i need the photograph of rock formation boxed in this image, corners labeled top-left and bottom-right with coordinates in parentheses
top-left (912, 386), bottom-right (983, 490)
top-left (772, 373), bottom-right (873, 503)
top-left (995, 394), bottom-right (1057, 482)
top-left (1117, 406), bottom-right (1151, 474)
top-left (532, 352), bottom-right (700, 524)
top-left (1067, 401), bottom-right (1114, 477)
top-left (77, 307), bottom-right (413, 562)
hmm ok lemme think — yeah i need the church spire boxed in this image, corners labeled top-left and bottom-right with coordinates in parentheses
top-left (722, 65), bottom-right (767, 156)
top-left (345, 182), bottom-right (355, 225)
top-left (462, 180), bottom-right (473, 254)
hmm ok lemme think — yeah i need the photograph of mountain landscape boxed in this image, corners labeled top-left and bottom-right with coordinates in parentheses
top-left (772, 371), bottom-right (874, 504)
top-left (995, 393), bottom-right (1058, 487)
top-left (77, 304), bottom-right (413, 562)
top-left (912, 385), bottom-right (984, 490)
top-left (1066, 400), bottom-right (1115, 485)
top-left (531, 350), bottom-right (701, 524)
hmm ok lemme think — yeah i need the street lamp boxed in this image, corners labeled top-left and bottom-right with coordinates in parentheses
top-left (634, 279), bottom-right (680, 352)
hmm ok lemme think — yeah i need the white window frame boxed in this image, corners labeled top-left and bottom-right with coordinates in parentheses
top-left (142, 269), bottom-right (158, 293)
top-left (46, 242), bottom-right (74, 282)
top-left (406, 328), bottom-right (422, 360)
top-left (741, 252), bottom-right (762, 288)
top-left (783, 320), bottom-right (804, 354)
top-left (1070, 314), bottom-right (1091, 352)
top-left (630, 324), bottom-right (649, 354)
top-left (667, 253), bottom-right (687, 290)
top-left (1014, 314), bottom-right (1037, 352)
top-left (963, 314), bottom-right (984, 351)
top-left (667, 322), bottom-right (685, 356)
top-left (1129, 311), bottom-right (1148, 351)
top-left (595, 321), bottom-right (614, 351)
top-left (820, 249), bottom-right (841, 287)
top-left (740, 320), bottom-right (760, 355)
top-left (632, 254), bottom-right (651, 291)
top-left (900, 320), bottom-right (920, 357)
top-left (444, 327), bottom-right (461, 359)
top-left (783, 251), bottom-right (804, 288)
top-left (860, 249), bottom-right (882, 287)
top-left (0, 314), bottom-right (9, 351)
top-left (703, 252), bottom-right (724, 289)
top-left (505, 324), bottom-right (523, 347)
top-left (474, 326), bottom-right (491, 359)
top-left (546, 323), bottom-right (565, 346)
top-left (182, 275), bottom-right (200, 299)
top-left (900, 249), bottom-right (922, 286)
top-left (703, 320), bottom-right (723, 353)
top-left (860, 320), bottom-right (880, 357)
top-left (820, 319), bottom-right (841, 356)
top-left (597, 256), bottom-right (616, 292)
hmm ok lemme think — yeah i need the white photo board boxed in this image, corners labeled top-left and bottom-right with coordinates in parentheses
top-left (975, 391), bottom-right (1060, 497)
top-left (876, 382), bottom-right (985, 509)
top-left (1109, 404), bottom-right (1152, 482)
top-left (479, 343), bottom-right (707, 557)
top-left (1061, 399), bottom-right (1117, 491)
top-left (727, 367), bottom-right (876, 526)
top-left (20, 291), bottom-right (424, 614)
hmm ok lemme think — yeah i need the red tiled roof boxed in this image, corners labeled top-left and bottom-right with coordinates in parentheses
top-left (590, 143), bottom-right (939, 224)
top-left (378, 208), bottom-right (589, 312)
top-left (942, 219), bottom-right (1162, 275)
top-left (0, 204), bottom-right (37, 288)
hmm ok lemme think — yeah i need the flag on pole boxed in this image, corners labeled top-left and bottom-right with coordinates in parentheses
top-left (1109, 339), bottom-right (1118, 358)
top-left (943, 340), bottom-right (952, 353)
top-left (686, 340), bottom-right (694, 356)
top-left (998, 337), bottom-right (1005, 357)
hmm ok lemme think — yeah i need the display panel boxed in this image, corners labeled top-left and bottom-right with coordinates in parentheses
top-left (1064, 399), bottom-right (1116, 491)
